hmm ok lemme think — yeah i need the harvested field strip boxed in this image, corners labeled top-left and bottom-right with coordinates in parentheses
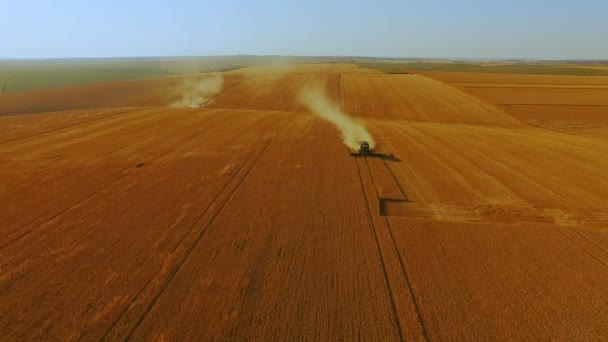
top-left (0, 107), bottom-right (128, 141)
top-left (0, 110), bottom-right (211, 192)
top-left (365, 157), bottom-right (408, 201)
top-left (458, 127), bottom-right (606, 208)
top-left (447, 127), bottom-right (608, 196)
top-left (455, 83), bottom-right (608, 89)
top-left (417, 71), bottom-right (608, 136)
top-left (464, 88), bottom-right (608, 106)
top-left (210, 74), bottom-right (339, 112)
top-left (0, 107), bottom-right (143, 144)
top-left (379, 200), bottom-right (608, 227)
top-left (366, 120), bottom-right (608, 224)
top-left (384, 124), bottom-right (487, 206)
top-left (341, 73), bottom-right (523, 126)
top-left (0, 108), bottom-right (207, 170)
top-left (0, 108), bottom-right (168, 155)
top-left (355, 158), bottom-right (406, 341)
top-left (461, 127), bottom-right (608, 186)
top-left (405, 124), bottom-right (517, 205)
top-left (356, 157), bottom-right (429, 341)
top-left (417, 71), bottom-right (608, 85)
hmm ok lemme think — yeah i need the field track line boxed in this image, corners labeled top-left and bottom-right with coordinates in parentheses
top-left (166, 138), bottom-right (272, 258)
top-left (572, 228), bottom-right (608, 258)
top-left (553, 226), bottom-right (608, 268)
top-left (103, 138), bottom-right (272, 340)
top-left (383, 159), bottom-right (409, 200)
top-left (355, 157), bottom-right (405, 342)
top-left (383, 220), bottom-right (431, 340)
top-left (362, 157), bottom-right (430, 341)
top-left (0, 113), bottom-right (213, 248)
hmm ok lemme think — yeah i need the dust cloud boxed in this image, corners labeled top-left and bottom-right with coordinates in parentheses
top-left (171, 73), bottom-right (223, 108)
top-left (298, 87), bottom-right (375, 150)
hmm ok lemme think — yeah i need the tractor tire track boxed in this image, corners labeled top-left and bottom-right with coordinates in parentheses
top-left (355, 157), bottom-right (405, 342)
top-left (103, 139), bottom-right (271, 340)
top-left (362, 157), bottom-right (430, 341)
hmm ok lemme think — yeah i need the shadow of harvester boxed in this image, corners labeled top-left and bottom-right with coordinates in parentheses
top-left (349, 151), bottom-right (401, 162)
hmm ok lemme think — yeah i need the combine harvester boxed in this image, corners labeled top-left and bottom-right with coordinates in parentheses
top-left (350, 141), bottom-right (399, 161)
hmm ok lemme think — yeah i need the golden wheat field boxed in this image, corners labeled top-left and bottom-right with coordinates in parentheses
top-left (1, 64), bottom-right (607, 340)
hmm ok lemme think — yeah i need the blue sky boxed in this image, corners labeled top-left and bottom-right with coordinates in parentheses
top-left (3, 0), bottom-right (607, 59)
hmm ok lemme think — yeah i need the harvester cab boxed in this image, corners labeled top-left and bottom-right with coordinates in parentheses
top-left (359, 141), bottom-right (371, 155)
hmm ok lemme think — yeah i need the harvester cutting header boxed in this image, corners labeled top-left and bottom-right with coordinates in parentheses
top-left (350, 141), bottom-right (399, 161)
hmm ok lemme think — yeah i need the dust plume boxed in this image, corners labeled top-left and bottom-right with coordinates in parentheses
top-left (298, 87), bottom-right (375, 150)
top-left (171, 73), bottom-right (223, 108)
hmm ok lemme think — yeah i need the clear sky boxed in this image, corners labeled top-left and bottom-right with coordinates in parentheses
top-left (3, 0), bottom-right (607, 59)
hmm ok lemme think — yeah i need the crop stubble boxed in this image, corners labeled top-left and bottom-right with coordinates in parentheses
top-left (1, 64), bottom-right (607, 340)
